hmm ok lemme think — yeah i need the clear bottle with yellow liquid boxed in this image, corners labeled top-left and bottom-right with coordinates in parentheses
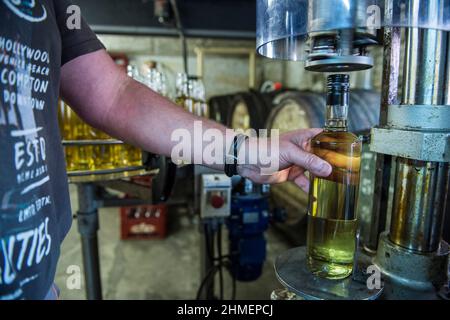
top-left (192, 78), bottom-right (209, 118)
top-left (111, 65), bottom-right (143, 168)
top-left (57, 99), bottom-right (73, 169)
top-left (91, 127), bottom-right (116, 170)
top-left (306, 74), bottom-right (362, 280)
top-left (175, 73), bottom-right (195, 113)
top-left (58, 100), bottom-right (95, 171)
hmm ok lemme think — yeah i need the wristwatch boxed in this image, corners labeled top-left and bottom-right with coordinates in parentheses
top-left (224, 134), bottom-right (248, 177)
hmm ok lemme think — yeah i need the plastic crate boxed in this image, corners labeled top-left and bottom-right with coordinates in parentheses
top-left (120, 204), bottom-right (167, 240)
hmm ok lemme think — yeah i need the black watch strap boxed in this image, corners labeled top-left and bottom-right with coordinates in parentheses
top-left (224, 134), bottom-right (247, 177)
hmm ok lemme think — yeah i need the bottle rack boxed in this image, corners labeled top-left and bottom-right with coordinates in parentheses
top-left (62, 139), bottom-right (156, 183)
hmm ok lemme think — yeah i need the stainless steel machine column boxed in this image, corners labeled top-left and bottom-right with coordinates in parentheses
top-left (446, 32), bottom-right (450, 105)
top-left (365, 16), bottom-right (401, 252)
top-left (371, 1), bottom-right (450, 299)
top-left (443, 33), bottom-right (450, 245)
top-left (389, 160), bottom-right (449, 252)
top-left (388, 25), bottom-right (449, 253)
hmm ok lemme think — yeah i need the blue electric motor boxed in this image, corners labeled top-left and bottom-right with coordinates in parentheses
top-left (227, 193), bottom-right (270, 282)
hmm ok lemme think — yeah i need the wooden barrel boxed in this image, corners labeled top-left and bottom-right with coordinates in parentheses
top-left (266, 91), bottom-right (325, 134)
top-left (209, 94), bottom-right (235, 125)
top-left (266, 89), bottom-right (381, 225)
top-left (266, 89), bottom-right (381, 134)
top-left (208, 90), bottom-right (284, 130)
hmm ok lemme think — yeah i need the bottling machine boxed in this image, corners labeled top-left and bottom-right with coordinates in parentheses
top-left (257, 0), bottom-right (450, 300)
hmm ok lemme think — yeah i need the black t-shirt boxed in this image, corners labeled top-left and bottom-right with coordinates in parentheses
top-left (0, 0), bottom-right (104, 299)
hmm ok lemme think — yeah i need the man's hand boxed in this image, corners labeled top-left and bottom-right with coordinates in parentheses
top-left (237, 129), bottom-right (332, 193)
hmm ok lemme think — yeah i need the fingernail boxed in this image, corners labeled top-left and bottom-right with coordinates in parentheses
top-left (298, 180), bottom-right (306, 189)
top-left (303, 182), bottom-right (310, 192)
top-left (319, 162), bottom-right (332, 176)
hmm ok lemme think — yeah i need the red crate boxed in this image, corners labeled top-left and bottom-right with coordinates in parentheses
top-left (120, 204), bottom-right (167, 240)
top-left (130, 175), bottom-right (152, 187)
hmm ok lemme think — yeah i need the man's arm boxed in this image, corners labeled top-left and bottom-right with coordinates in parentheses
top-left (60, 50), bottom-right (331, 191)
top-left (60, 50), bottom-right (224, 160)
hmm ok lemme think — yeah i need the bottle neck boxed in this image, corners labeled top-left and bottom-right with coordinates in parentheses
top-left (325, 84), bottom-right (349, 132)
top-left (325, 103), bottom-right (348, 131)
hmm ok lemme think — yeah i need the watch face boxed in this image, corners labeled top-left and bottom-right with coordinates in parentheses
top-left (231, 102), bottom-right (250, 130)
top-left (270, 100), bottom-right (310, 133)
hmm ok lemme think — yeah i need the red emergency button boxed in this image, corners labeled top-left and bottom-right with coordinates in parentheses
top-left (211, 195), bottom-right (225, 209)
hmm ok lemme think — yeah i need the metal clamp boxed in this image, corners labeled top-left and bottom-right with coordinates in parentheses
top-left (305, 55), bottom-right (374, 72)
top-left (386, 105), bottom-right (450, 131)
top-left (370, 127), bottom-right (449, 162)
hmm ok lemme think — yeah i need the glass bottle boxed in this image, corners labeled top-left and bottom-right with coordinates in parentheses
top-left (193, 78), bottom-right (209, 118)
top-left (113, 65), bottom-right (142, 168)
top-left (91, 127), bottom-right (115, 170)
top-left (175, 73), bottom-right (187, 102)
top-left (72, 109), bottom-right (95, 171)
top-left (144, 64), bottom-right (165, 96)
top-left (58, 100), bottom-right (95, 171)
top-left (175, 73), bottom-right (194, 113)
top-left (159, 70), bottom-right (168, 97)
top-left (57, 99), bottom-right (73, 169)
top-left (306, 74), bottom-right (362, 280)
top-left (186, 77), bottom-right (195, 114)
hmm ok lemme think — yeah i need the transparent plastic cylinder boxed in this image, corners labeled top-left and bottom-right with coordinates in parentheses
top-left (257, 0), bottom-right (450, 60)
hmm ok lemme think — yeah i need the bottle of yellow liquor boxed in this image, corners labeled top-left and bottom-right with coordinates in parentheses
top-left (175, 73), bottom-right (194, 113)
top-left (91, 127), bottom-right (116, 170)
top-left (192, 78), bottom-right (209, 118)
top-left (57, 99), bottom-right (73, 169)
top-left (306, 74), bottom-right (362, 280)
top-left (111, 65), bottom-right (142, 168)
top-left (57, 99), bottom-right (70, 139)
top-left (58, 100), bottom-right (95, 171)
top-left (126, 65), bottom-right (142, 167)
top-left (71, 111), bottom-right (95, 171)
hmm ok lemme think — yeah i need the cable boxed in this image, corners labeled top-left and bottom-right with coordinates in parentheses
top-left (217, 224), bottom-right (224, 300)
top-left (232, 272), bottom-right (237, 300)
top-left (199, 222), bottom-right (216, 300)
top-left (214, 254), bottom-right (230, 261)
top-left (169, 0), bottom-right (189, 75)
top-left (225, 252), bottom-right (238, 300)
top-left (226, 244), bottom-right (240, 301)
top-left (196, 265), bottom-right (219, 300)
top-left (198, 221), bottom-right (239, 300)
top-left (203, 223), bottom-right (214, 264)
top-left (212, 258), bottom-right (236, 301)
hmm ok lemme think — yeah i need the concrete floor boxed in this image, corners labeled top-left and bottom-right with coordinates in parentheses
top-left (55, 185), bottom-right (291, 300)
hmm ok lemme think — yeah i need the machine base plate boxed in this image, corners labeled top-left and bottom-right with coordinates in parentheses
top-left (274, 246), bottom-right (383, 300)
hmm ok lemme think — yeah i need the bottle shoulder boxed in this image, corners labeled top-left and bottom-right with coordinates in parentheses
top-left (311, 130), bottom-right (362, 157)
top-left (312, 130), bottom-right (360, 144)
